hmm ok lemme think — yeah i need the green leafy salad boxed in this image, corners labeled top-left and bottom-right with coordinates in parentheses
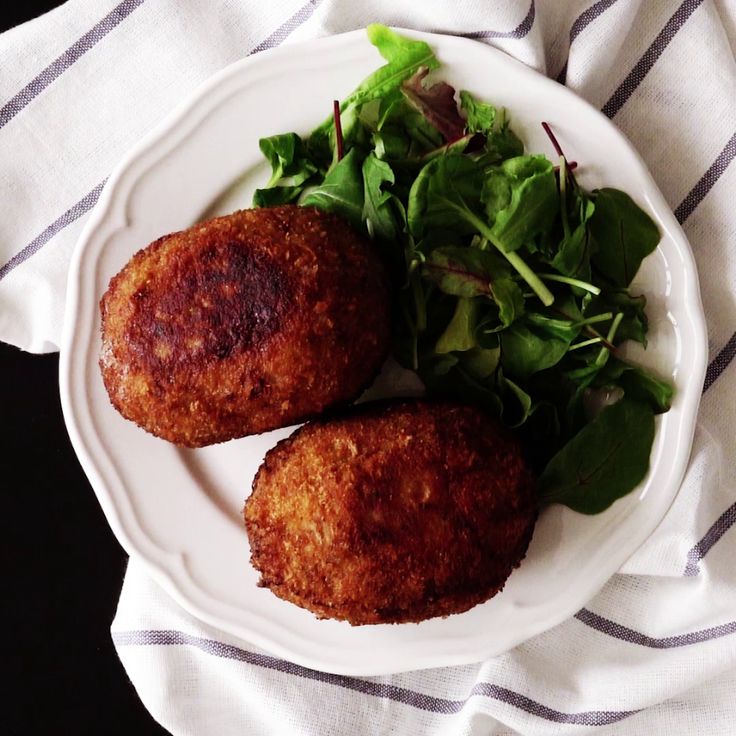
top-left (253, 24), bottom-right (674, 515)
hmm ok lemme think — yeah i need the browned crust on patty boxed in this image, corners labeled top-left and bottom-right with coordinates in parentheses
top-left (99, 205), bottom-right (390, 447)
top-left (244, 400), bottom-right (538, 625)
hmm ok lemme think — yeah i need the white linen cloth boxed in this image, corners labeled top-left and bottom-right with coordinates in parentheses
top-left (3, 0), bottom-right (735, 733)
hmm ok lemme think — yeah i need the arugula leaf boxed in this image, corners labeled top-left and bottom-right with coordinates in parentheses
top-left (538, 398), bottom-right (655, 514)
top-left (590, 188), bottom-right (660, 287)
top-left (258, 133), bottom-right (317, 186)
top-left (364, 24), bottom-right (440, 95)
top-left (254, 133), bottom-right (318, 207)
top-left (459, 90), bottom-right (496, 133)
top-left (490, 277), bottom-right (524, 327)
top-left (460, 92), bottom-right (523, 163)
top-left (435, 297), bottom-right (478, 353)
top-left (301, 148), bottom-right (365, 227)
top-left (402, 67), bottom-right (465, 142)
top-left (551, 192), bottom-right (595, 281)
top-left (480, 110), bottom-right (524, 164)
top-left (586, 290), bottom-right (648, 346)
top-left (308, 25), bottom-right (439, 161)
top-left (259, 133), bottom-right (296, 183)
top-left (500, 372), bottom-right (535, 427)
top-left (362, 152), bottom-right (398, 241)
top-left (258, 133), bottom-right (299, 187)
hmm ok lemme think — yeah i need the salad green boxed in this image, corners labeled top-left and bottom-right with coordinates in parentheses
top-left (252, 24), bottom-right (674, 514)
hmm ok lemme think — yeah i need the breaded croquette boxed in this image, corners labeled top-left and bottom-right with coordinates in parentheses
top-left (99, 205), bottom-right (390, 447)
top-left (244, 400), bottom-right (537, 625)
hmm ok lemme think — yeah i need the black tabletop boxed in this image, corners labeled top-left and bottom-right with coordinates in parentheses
top-left (2, 5), bottom-right (169, 735)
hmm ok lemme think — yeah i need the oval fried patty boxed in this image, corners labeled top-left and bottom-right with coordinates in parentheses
top-left (244, 400), bottom-right (537, 625)
top-left (99, 205), bottom-right (390, 447)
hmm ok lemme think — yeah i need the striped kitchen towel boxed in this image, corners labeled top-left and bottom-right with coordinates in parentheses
top-left (2, 0), bottom-right (735, 734)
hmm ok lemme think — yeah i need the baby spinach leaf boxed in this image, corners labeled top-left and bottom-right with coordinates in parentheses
top-left (484, 155), bottom-right (558, 253)
top-left (618, 368), bottom-right (674, 414)
top-left (413, 155), bottom-right (486, 235)
top-left (501, 321), bottom-right (574, 380)
top-left (435, 297), bottom-right (478, 353)
top-left (301, 148), bottom-right (365, 227)
top-left (460, 345), bottom-right (500, 379)
top-left (538, 398), bottom-right (655, 514)
top-left (525, 311), bottom-right (580, 342)
top-left (406, 158), bottom-right (435, 237)
top-left (590, 188), bottom-right (660, 287)
top-left (480, 173), bottom-right (512, 216)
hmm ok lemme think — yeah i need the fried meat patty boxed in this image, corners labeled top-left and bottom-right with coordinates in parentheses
top-left (99, 205), bottom-right (390, 447)
top-left (245, 400), bottom-right (537, 625)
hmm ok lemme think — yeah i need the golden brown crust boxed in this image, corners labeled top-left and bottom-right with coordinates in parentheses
top-left (99, 205), bottom-right (390, 447)
top-left (244, 400), bottom-right (538, 625)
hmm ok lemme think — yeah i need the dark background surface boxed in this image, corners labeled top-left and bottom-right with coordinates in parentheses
top-left (2, 4), bottom-right (170, 735)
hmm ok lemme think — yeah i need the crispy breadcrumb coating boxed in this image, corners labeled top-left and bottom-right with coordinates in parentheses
top-left (245, 400), bottom-right (537, 624)
top-left (99, 205), bottom-right (390, 447)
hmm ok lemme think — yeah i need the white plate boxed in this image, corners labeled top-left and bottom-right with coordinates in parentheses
top-left (59, 29), bottom-right (707, 675)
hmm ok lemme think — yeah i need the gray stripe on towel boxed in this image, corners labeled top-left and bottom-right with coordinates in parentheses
top-left (556, 0), bottom-right (621, 83)
top-left (601, 0), bottom-right (705, 118)
top-left (0, 0), bottom-right (147, 129)
top-left (684, 501), bottom-right (736, 576)
top-left (0, 180), bottom-right (106, 282)
top-left (575, 609), bottom-right (736, 648)
top-left (113, 629), bottom-right (639, 725)
top-left (0, 0), bottom-right (323, 281)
